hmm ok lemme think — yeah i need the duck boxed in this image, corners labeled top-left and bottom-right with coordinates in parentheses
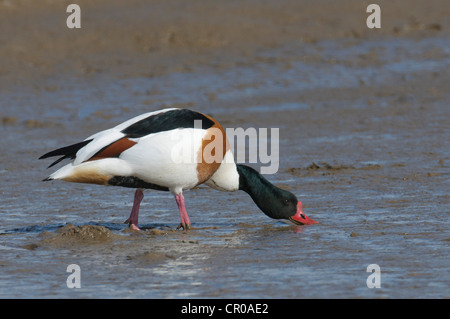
top-left (39, 108), bottom-right (317, 230)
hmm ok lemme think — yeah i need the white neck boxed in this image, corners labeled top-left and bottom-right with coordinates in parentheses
top-left (205, 149), bottom-right (240, 192)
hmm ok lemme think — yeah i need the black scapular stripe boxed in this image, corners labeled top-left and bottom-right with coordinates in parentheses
top-left (121, 109), bottom-right (215, 138)
top-left (108, 176), bottom-right (169, 191)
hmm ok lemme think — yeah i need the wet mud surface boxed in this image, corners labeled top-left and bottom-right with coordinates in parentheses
top-left (1, 1), bottom-right (449, 298)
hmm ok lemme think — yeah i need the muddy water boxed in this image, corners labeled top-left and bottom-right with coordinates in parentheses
top-left (1, 21), bottom-right (449, 299)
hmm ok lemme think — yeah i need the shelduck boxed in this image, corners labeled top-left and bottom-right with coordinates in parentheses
top-left (39, 108), bottom-right (317, 230)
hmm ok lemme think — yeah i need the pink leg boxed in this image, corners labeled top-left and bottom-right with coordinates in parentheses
top-left (124, 188), bottom-right (144, 230)
top-left (175, 193), bottom-right (191, 230)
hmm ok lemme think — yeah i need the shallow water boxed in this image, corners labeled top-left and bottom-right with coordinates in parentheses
top-left (1, 36), bottom-right (449, 298)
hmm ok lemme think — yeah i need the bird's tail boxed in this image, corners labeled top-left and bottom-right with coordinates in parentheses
top-left (39, 139), bottom-right (93, 168)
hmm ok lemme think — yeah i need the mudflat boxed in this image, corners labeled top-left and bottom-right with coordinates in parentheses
top-left (0, 0), bottom-right (449, 298)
